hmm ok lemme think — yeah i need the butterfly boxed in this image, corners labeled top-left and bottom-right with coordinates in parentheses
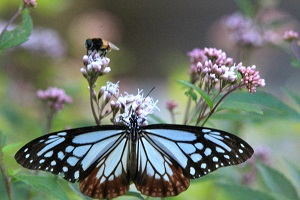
top-left (15, 113), bottom-right (253, 199)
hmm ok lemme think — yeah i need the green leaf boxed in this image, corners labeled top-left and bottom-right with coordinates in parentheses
top-left (282, 88), bottom-right (300, 109)
top-left (184, 89), bottom-right (197, 102)
top-left (0, 8), bottom-right (33, 50)
top-left (2, 142), bottom-right (22, 154)
top-left (218, 100), bottom-right (263, 114)
top-left (257, 163), bottom-right (299, 200)
top-left (177, 80), bottom-right (213, 110)
top-left (14, 174), bottom-right (69, 200)
top-left (285, 160), bottom-right (300, 197)
top-left (217, 183), bottom-right (275, 200)
top-left (218, 91), bottom-right (300, 121)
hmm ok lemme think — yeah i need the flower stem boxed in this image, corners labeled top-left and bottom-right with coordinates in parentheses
top-left (89, 84), bottom-right (100, 125)
top-left (0, 5), bottom-right (23, 42)
top-left (201, 85), bottom-right (241, 126)
top-left (0, 133), bottom-right (13, 200)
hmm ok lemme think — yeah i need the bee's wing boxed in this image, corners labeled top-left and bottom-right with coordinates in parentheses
top-left (108, 42), bottom-right (120, 51)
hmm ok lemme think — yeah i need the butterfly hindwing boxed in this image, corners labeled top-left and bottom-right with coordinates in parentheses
top-left (14, 126), bottom-right (126, 182)
top-left (79, 134), bottom-right (130, 198)
top-left (134, 135), bottom-right (190, 197)
top-left (143, 124), bottom-right (254, 179)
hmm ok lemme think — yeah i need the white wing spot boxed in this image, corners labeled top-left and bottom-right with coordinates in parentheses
top-left (212, 156), bottom-right (218, 162)
top-left (63, 166), bottom-right (68, 172)
top-left (239, 149), bottom-right (243, 153)
top-left (74, 171), bottom-right (79, 179)
top-left (29, 159), bottom-right (33, 163)
top-left (216, 164), bottom-right (219, 168)
top-left (58, 132), bottom-right (67, 136)
top-left (202, 129), bottom-right (211, 133)
top-left (50, 168), bottom-right (54, 172)
top-left (216, 147), bottom-right (225, 153)
top-left (25, 154), bottom-right (30, 158)
top-left (224, 155), bottom-right (230, 159)
top-left (190, 167), bottom-right (196, 175)
top-left (51, 160), bottom-right (56, 166)
top-left (201, 163), bottom-right (207, 169)
top-left (236, 154), bottom-right (239, 158)
top-left (24, 148), bottom-right (28, 153)
top-left (39, 159), bottom-right (45, 164)
top-left (204, 148), bottom-right (212, 156)
top-left (240, 143), bottom-right (245, 148)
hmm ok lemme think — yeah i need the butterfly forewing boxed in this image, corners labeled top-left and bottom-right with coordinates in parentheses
top-left (143, 124), bottom-right (254, 179)
top-left (14, 126), bottom-right (127, 182)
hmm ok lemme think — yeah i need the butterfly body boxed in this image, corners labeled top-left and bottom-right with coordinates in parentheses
top-left (15, 115), bottom-right (253, 198)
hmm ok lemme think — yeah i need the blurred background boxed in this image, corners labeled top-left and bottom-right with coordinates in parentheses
top-left (0, 0), bottom-right (300, 199)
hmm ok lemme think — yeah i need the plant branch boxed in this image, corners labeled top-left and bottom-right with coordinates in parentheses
top-left (201, 84), bottom-right (241, 126)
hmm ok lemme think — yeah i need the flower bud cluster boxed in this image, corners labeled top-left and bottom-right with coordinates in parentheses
top-left (238, 64), bottom-right (266, 93)
top-left (37, 87), bottom-right (73, 112)
top-left (188, 47), bottom-right (236, 85)
top-left (81, 52), bottom-right (111, 87)
top-left (187, 47), bottom-right (265, 94)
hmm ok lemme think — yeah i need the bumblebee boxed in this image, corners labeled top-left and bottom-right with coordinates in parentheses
top-left (85, 38), bottom-right (119, 57)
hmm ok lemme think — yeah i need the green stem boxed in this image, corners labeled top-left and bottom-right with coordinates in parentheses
top-left (0, 5), bottom-right (23, 41)
top-left (0, 133), bottom-right (13, 200)
top-left (89, 84), bottom-right (100, 125)
top-left (201, 85), bottom-right (241, 126)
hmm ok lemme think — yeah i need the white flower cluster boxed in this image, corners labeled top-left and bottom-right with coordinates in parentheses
top-left (113, 89), bottom-right (159, 126)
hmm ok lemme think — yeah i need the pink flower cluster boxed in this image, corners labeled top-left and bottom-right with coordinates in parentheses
top-left (238, 64), bottom-right (266, 93)
top-left (187, 48), bottom-right (234, 84)
top-left (187, 47), bottom-right (265, 93)
top-left (283, 30), bottom-right (299, 42)
top-left (37, 87), bottom-right (73, 112)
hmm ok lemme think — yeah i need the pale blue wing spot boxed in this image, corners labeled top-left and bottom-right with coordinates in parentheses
top-left (72, 130), bottom-right (123, 144)
top-left (44, 151), bottom-right (53, 157)
top-left (204, 134), bottom-right (231, 151)
top-left (178, 143), bottom-right (196, 154)
top-left (204, 148), bottom-right (212, 156)
top-left (191, 153), bottom-right (202, 162)
top-left (37, 138), bottom-right (65, 156)
top-left (195, 142), bottom-right (204, 150)
top-left (67, 157), bottom-right (79, 166)
top-left (146, 129), bottom-right (197, 141)
top-left (73, 145), bottom-right (91, 157)
top-left (57, 132), bottom-right (67, 136)
top-left (65, 146), bottom-right (74, 153)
